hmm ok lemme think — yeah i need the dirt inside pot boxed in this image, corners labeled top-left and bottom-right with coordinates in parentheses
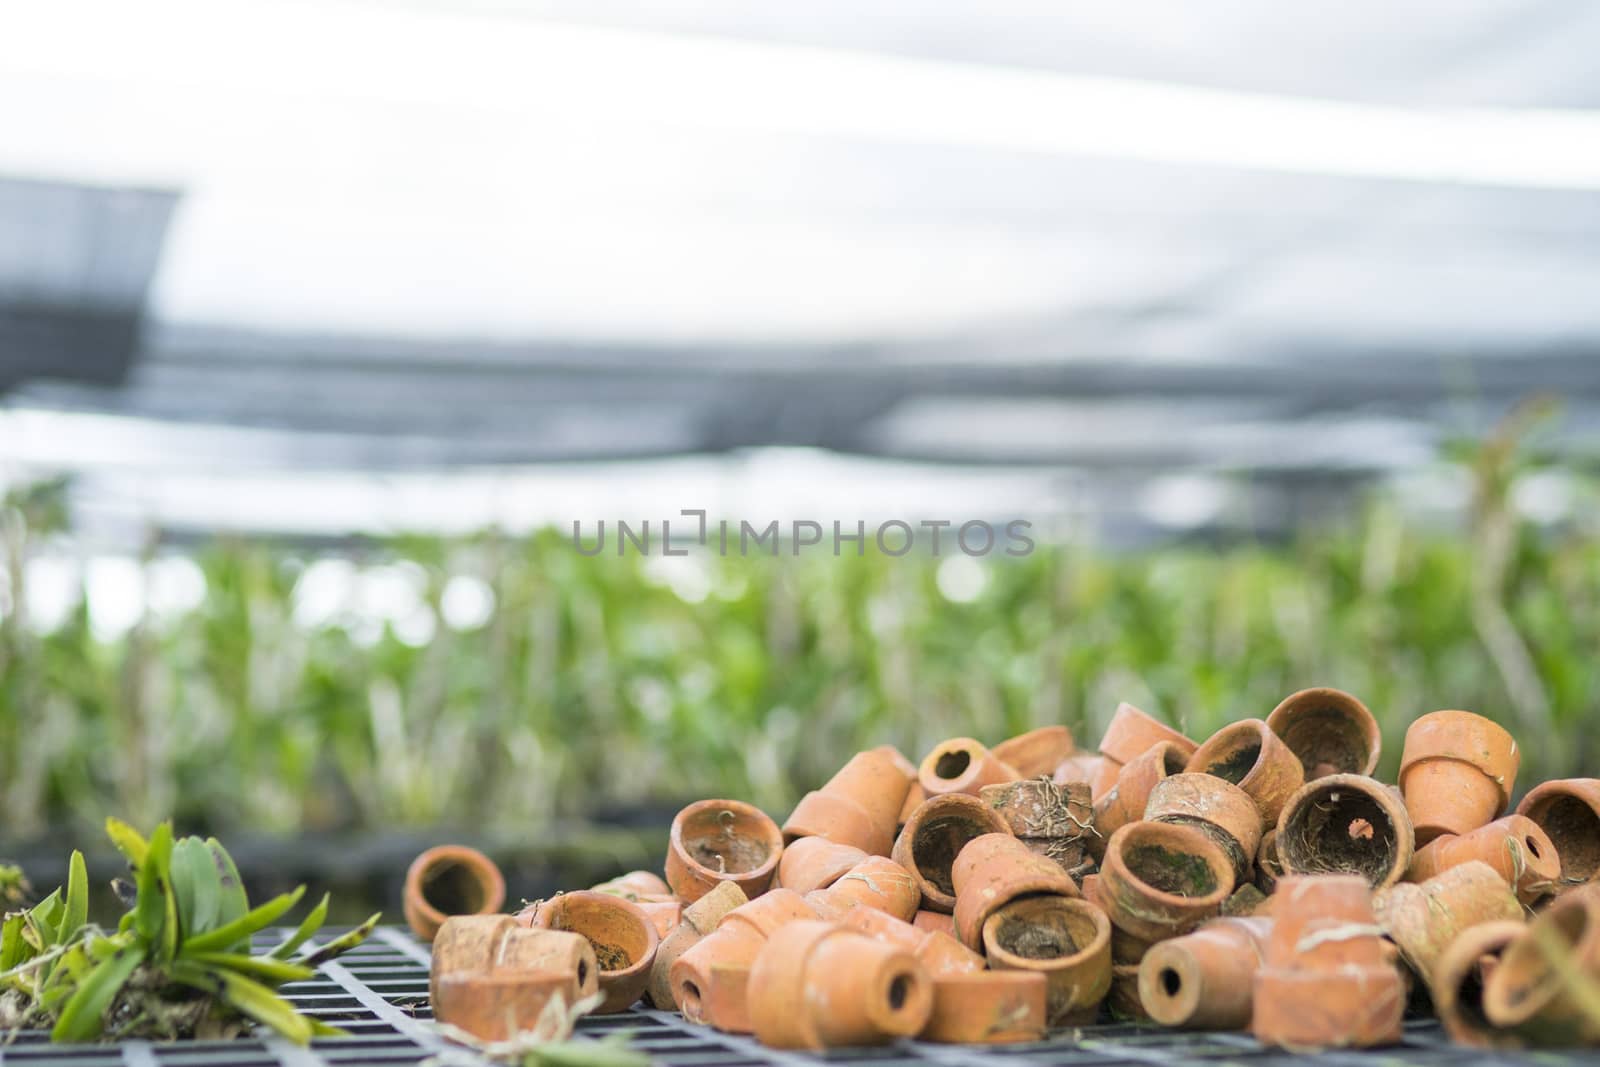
top-left (991, 900), bottom-right (1097, 960)
top-left (1204, 740), bottom-right (1261, 785)
top-left (684, 809), bottom-right (772, 874)
top-left (933, 749), bottom-right (973, 779)
top-left (1276, 708), bottom-right (1371, 776)
top-left (911, 812), bottom-right (990, 894)
top-left (1124, 843), bottom-right (1219, 897)
top-left (421, 859), bottom-right (489, 915)
top-left (1280, 786), bottom-right (1397, 883)
top-left (587, 939), bottom-right (633, 972)
top-left (1535, 796), bottom-right (1600, 883)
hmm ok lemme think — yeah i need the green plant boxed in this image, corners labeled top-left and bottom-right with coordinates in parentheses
top-left (0, 819), bottom-right (379, 1043)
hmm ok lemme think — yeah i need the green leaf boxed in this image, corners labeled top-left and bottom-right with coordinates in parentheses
top-left (297, 911), bottom-right (379, 967)
top-left (134, 823), bottom-right (174, 946)
top-left (29, 890), bottom-right (63, 948)
top-left (171, 961), bottom-right (313, 1044)
top-left (270, 893), bottom-right (327, 959)
top-left (50, 942), bottom-right (145, 1042)
top-left (0, 913), bottom-right (24, 970)
top-left (105, 818), bottom-right (149, 870)
top-left (59, 851), bottom-right (88, 944)
top-left (171, 837), bottom-right (222, 939)
top-left (185, 951), bottom-right (315, 985)
top-left (307, 1018), bottom-right (349, 1038)
top-left (530, 1036), bottom-right (652, 1067)
top-left (207, 838), bottom-right (249, 937)
top-left (180, 886), bottom-right (304, 956)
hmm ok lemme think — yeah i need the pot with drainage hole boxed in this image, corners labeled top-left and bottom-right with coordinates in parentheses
top-left (1275, 773), bottom-right (1414, 889)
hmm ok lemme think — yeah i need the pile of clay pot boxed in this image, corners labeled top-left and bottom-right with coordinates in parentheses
top-left (406, 689), bottom-right (1600, 1052)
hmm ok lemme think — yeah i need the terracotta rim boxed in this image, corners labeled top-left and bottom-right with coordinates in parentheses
top-left (1266, 686), bottom-right (1382, 778)
top-left (1275, 773), bottom-right (1415, 889)
top-left (981, 895), bottom-right (1110, 972)
top-left (1103, 821), bottom-right (1235, 915)
top-left (670, 798), bottom-right (784, 885)
top-left (405, 845), bottom-right (507, 930)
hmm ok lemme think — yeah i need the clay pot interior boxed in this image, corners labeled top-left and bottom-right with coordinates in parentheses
top-left (1191, 729), bottom-right (1264, 786)
top-left (679, 804), bottom-right (779, 879)
top-left (1121, 837), bottom-right (1226, 901)
top-left (1280, 783), bottom-right (1404, 885)
top-left (983, 895), bottom-right (1103, 965)
top-left (418, 855), bottom-right (498, 917)
top-left (1486, 897), bottom-right (1594, 1026)
top-left (910, 809), bottom-right (1003, 898)
top-left (541, 895), bottom-right (655, 974)
top-left (1528, 794), bottom-right (1600, 885)
top-left (1268, 689), bottom-right (1379, 778)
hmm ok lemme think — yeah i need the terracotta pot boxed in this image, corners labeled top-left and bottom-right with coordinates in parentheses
top-left (670, 887), bottom-right (819, 1030)
top-left (1431, 920), bottom-right (1527, 1049)
top-left (1221, 884), bottom-right (1269, 917)
top-left (1145, 772), bottom-right (1263, 884)
top-left (434, 971), bottom-right (584, 1042)
top-left (921, 971), bottom-right (1048, 1044)
top-left (647, 880), bottom-right (747, 1009)
top-left (1251, 965), bottom-right (1405, 1049)
top-left (747, 921), bottom-right (933, 1050)
top-left (403, 845), bottom-right (507, 943)
top-left (633, 897), bottom-right (682, 939)
top-left (1267, 874), bottom-right (1389, 970)
top-left (918, 737), bottom-right (1020, 797)
top-left (951, 833), bottom-right (1079, 950)
top-left (591, 870), bottom-right (672, 899)
top-left (1095, 821), bottom-right (1235, 941)
top-left (1137, 916), bottom-right (1271, 1029)
top-left (1108, 964), bottom-right (1146, 1019)
top-left (430, 915), bottom-right (598, 1009)
top-left (891, 793), bottom-right (1012, 913)
top-left (1399, 710), bottom-right (1519, 844)
top-left (1265, 686), bottom-right (1382, 779)
top-left (1407, 815), bottom-right (1560, 905)
top-left (1274, 773), bottom-right (1414, 890)
top-left (982, 895), bottom-right (1112, 1024)
top-left (982, 778), bottom-right (1093, 840)
top-left (1373, 860), bottom-right (1523, 986)
top-left (531, 891), bottom-right (660, 1013)
top-left (1053, 754), bottom-right (1103, 792)
top-left (1089, 741), bottom-right (1191, 861)
top-left (1096, 701), bottom-right (1197, 772)
top-left (841, 905), bottom-right (985, 974)
top-left (913, 909), bottom-right (957, 937)
top-left (991, 725), bottom-right (1075, 779)
top-left (804, 856), bottom-right (920, 921)
top-left (1516, 778), bottom-right (1600, 891)
top-left (1255, 829), bottom-right (1284, 895)
top-left (776, 836), bottom-right (868, 894)
top-left (1186, 718), bottom-right (1305, 827)
top-left (1483, 886), bottom-right (1600, 1044)
top-left (898, 782), bottom-right (926, 828)
top-left (666, 799), bottom-right (784, 904)
top-left (783, 747), bottom-right (914, 857)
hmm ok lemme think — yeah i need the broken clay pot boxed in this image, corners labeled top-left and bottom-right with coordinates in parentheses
top-left (991, 725), bottom-right (1076, 779)
top-left (1265, 686), bottom-right (1382, 779)
top-left (1145, 772), bottom-right (1263, 885)
top-left (1516, 778), bottom-right (1600, 892)
top-left (1483, 885), bottom-right (1600, 1045)
top-left (748, 920), bottom-right (933, 1050)
top-left (950, 832), bottom-right (1079, 950)
top-left (783, 747), bottom-right (914, 857)
top-left (666, 798), bottom-right (784, 904)
top-left (1406, 815), bottom-right (1560, 906)
top-left (1374, 860), bottom-right (1523, 986)
top-left (1092, 702), bottom-right (1197, 799)
top-left (776, 835), bottom-right (868, 894)
top-left (647, 880), bottom-right (747, 1009)
top-left (1096, 821), bottom-right (1235, 941)
top-left (1399, 710), bottom-right (1519, 845)
top-left (918, 737), bottom-right (1020, 797)
top-left (891, 793), bottom-right (1012, 913)
top-left (403, 844), bottom-right (507, 943)
top-left (982, 894), bottom-right (1112, 1024)
top-left (670, 887), bottom-right (820, 1031)
top-left (1089, 741), bottom-right (1191, 861)
top-left (1431, 920), bottom-right (1527, 1049)
top-left (1186, 718), bottom-right (1305, 827)
top-left (1275, 773), bottom-right (1415, 889)
top-left (804, 855), bottom-right (920, 921)
top-left (921, 971), bottom-right (1048, 1044)
top-left (1138, 916), bottom-right (1271, 1029)
top-left (430, 914), bottom-right (598, 1011)
top-left (841, 905), bottom-right (985, 974)
top-left (531, 890), bottom-right (660, 1013)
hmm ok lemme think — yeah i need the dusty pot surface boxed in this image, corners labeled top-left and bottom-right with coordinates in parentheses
top-left (1137, 916), bottom-right (1271, 1029)
top-left (647, 880), bottom-right (747, 1009)
top-left (891, 793), bottom-right (1012, 913)
top-left (1090, 741), bottom-right (1191, 861)
top-left (982, 778), bottom-right (1093, 840)
top-left (1399, 709), bottom-right (1519, 844)
top-left (982, 895), bottom-right (1112, 1024)
top-left (951, 832), bottom-right (1079, 950)
top-left (1266, 686), bottom-right (1382, 779)
top-left (430, 915), bottom-right (599, 1011)
top-left (1186, 718), bottom-right (1305, 827)
top-left (434, 971), bottom-right (583, 1043)
top-left (1275, 773), bottom-right (1414, 889)
top-left (1431, 920), bottom-right (1527, 1049)
top-left (842, 905), bottom-right (985, 975)
top-left (1406, 815), bottom-right (1560, 905)
top-left (1251, 965), bottom-right (1405, 1050)
top-left (804, 855), bottom-right (921, 921)
top-left (532, 890), bottom-right (660, 1013)
top-left (748, 920), bottom-right (933, 1050)
top-left (921, 971), bottom-right (1048, 1044)
top-left (1483, 886), bottom-right (1600, 1044)
top-left (670, 887), bottom-right (820, 1030)
top-left (666, 798), bottom-right (784, 904)
top-left (403, 844), bottom-right (507, 943)
top-left (918, 737), bottom-right (1021, 797)
top-left (1373, 860), bottom-right (1523, 985)
top-left (591, 870), bottom-right (672, 899)
top-left (992, 725), bottom-right (1076, 779)
top-left (1097, 821), bottom-right (1235, 941)
top-left (1146, 772), bottom-right (1263, 884)
top-left (1267, 874), bottom-right (1389, 970)
top-left (1516, 778), bottom-right (1600, 891)
top-left (783, 747), bottom-right (914, 857)
top-left (776, 835), bottom-right (868, 894)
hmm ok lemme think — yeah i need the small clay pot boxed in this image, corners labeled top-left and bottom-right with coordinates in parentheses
top-left (951, 833), bottom-right (1079, 950)
top-left (591, 870), bottom-right (672, 899)
top-left (1399, 710), bottom-right (1519, 844)
top-left (1373, 860), bottom-right (1523, 986)
top-left (531, 891), bottom-right (660, 1013)
top-left (1089, 741), bottom-right (1191, 861)
top-left (1266, 687), bottom-right (1382, 779)
top-left (647, 880), bottom-right (747, 1009)
top-left (1516, 778), bottom-right (1600, 891)
top-left (633, 897), bottom-right (682, 939)
top-left (776, 836), bottom-right (868, 894)
top-left (1268, 875), bottom-right (1390, 970)
top-left (1053, 753), bottom-right (1103, 792)
top-left (1096, 821), bottom-right (1235, 941)
top-left (1407, 815), bottom-right (1560, 905)
top-left (1256, 829), bottom-right (1284, 895)
top-left (1251, 965), bottom-right (1405, 1049)
top-left (918, 737), bottom-right (1020, 797)
top-left (913, 909), bottom-right (957, 937)
top-left (666, 799), bottom-right (784, 904)
top-left (921, 971), bottom-right (1048, 1044)
top-left (1275, 773), bottom-right (1414, 889)
top-left (430, 915), bottom-right (598, 1010)
top-left (1096, 701), bottom-right (1197, 774)
top-left (992, 725), bottom-right (1076, 779)
top-left (748, 920), bottom-right (933, 1050)
top-left (1145, 772), bottom-right (1263, 884)
top-left (982, 895), bottom-right (1112, 1024)
top-left (783, 747), bottom-right (914, 857)
top-left (434, 971), bottom-right (583, 1042)
top-left (899, 782), bottom-right (927, 828)
top-left (891, 793), bottom-right (1012, 913)
top-left (403, 845), bottom-right (507, 943)
top-left (982, 778), bottom-right (1093, 840)
top-left (1137, 916), bottom-right (1271, 1029)
top-left (671, 888), bottom-right (820, 1030)
top-left (1431, 920), bottom-right (1527, 1049)
top-left (1186, 718), bottom-right (1305, 827)
top-left (1483, 886), bottom-right (1600, 1044)
top-left (804, 856), bottom-right (920, 921)
top-left (841, 905), bottom-right (985, 975)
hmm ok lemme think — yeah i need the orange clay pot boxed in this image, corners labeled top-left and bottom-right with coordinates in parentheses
top-left (776, 835), bottom-right (868, 894)
top-left (1089, 741), bottom-right (1191, 861)
top-left (1274, 773), bottom-right (1414, 890)
top-left (913, 909), bottom-right (957, 937)
top-left (1137, 916), bottom-right (1271, 1029)
top-left (670, 887), bottom-right (819, 1031)
top-left (842, 906), bottom-right (985, 975)
top-left (747, 921), bottom-right (933, 1050)
top-left (1145, 772), bottom-right (1263, 884)
top-left (646, 880), bottom-right (746, 1009)
top-left (1399, 710), bottom-right (1519, 845)
top-left (1373, 860), bottom-right (1523, 986)
top-left (899, 782), bottom-right (927, 828)
top-left (666, 798), bottom-right (784, 904)
top-left (950, 833), bottom-right (1079, 950)
top-left (991, 726), bottom-right (1075, 779)
top-left (784, 747), bottom-right (913, 857)
top-left (1054, 753), bottom-right (1103, 791)
top-left (1407, 815), bottom-right (1559, 905)
top-left (922, 971), bottom-right (1048, 1044)
top-left (1484, 886), bottom-right (1600, 1044)
top-left (1096, 821), bottom-right (1234, 941)
top-left (891, 793), bottom-right (1012, 913)
top-left (403, 845), bottom-right (506, 943)
top-left (1267, 875), bottom-right (1389, 969)
top-left (1256, 829), bottom-right (1284, 895)
top-left (1093, 702), bottom-right (1197, 798)
top-left (531, 891), bottom-right (659, 1013)
top-left (1516, 778), bottom-right (1600, 891)
top-left (1431, 920), bottom-right (1527, 1049)
top-left (1266, 686), bottom-right (1382, 779)
top-left (591, 870), bottom-right (672, 899)
top-left (919, 737), bottom-right (1020, 797)
top-left (631, 897), bottom-right (681, 939)
top-left (981, 778), bottom-right (1093, 840)
top-left (429, 915), bottom-right (598, 1010)
top-left (1186, 718), bottom-right (1305, 827)
top-left (804, 855), bottom-right (920, 921)
top-left (434, 971), bottom-right (585, 1042)
top-left (982, 895), bottom-right (1112, 1024)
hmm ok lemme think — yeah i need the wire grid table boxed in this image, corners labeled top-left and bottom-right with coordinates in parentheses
top-left (0, 927), bottom-right (1561, 1067)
